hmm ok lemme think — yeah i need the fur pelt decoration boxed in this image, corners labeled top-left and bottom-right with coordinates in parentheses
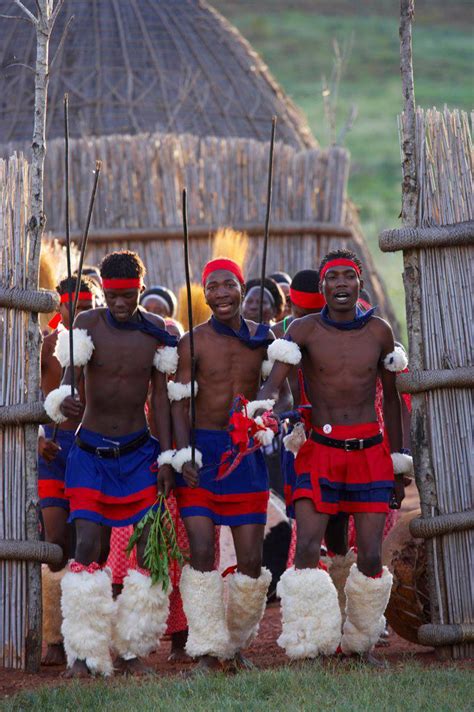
top-left (391, 452), bottom-right (414, 478)
top-left (341, 564), bottom-right (393, 654)
top-left (226, 568), bottom-right (271, 653)
top-left (383, 346), bottom-right (408, 372)
top-left (167, 380), bottom-right (198, 402)
top-left (283, 423), bottom-right (307, 455)
top-left (44, 385), bottom-right (77, 424)
top-left (42, 565), bottom-right (65, 645)
top-left (172, 447), bottom-right (203, 473)
top-left (246, 399), bottom-right (275, 419)
top-left (153, 346), bottom-right (179, 375)
top-left (112, 570), bottom-right (170, 659)
top-left (61, 567), bottom-right (115, 676)
top-left (180, 565), bottom-right (232, 660)
top-left (54, 328), bottom-right (94, 368)
top-left (277, 567), bottom-right (342, 659)
top-left (157, 449), bottom-right (176, 467)
top-left (267, 338), bottom-right (302, 365)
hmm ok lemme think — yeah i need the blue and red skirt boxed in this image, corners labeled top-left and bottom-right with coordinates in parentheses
top-left (294, 422), bottom-right (394, 514)
top-left (65, 427), bottom-right (159, 526)
top-left (175, 429), bottom-right (269, 526)
top-left (38, 424), bottom-right (75, 510)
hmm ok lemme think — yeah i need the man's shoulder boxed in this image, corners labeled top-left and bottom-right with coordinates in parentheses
top-left (290, 312), bottom-right (321, 333)
top-left (369, 315), bottom-right (393, 337)
top-left (138, 307), bottom-right (166, 331)
top-left (75, 307), bottom-right (104, 329)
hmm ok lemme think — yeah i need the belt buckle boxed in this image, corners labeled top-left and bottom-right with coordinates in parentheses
top-left (96, 446), bottom-right (119, 459)
top-left (344, 438), bottom-right (364, 451)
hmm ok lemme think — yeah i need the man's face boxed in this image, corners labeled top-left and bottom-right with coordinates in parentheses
top-left (59, 297), bottom-right (95, 329)
top-left (242, 286), bottom-right (275, 324)
top-left (204, 269), bottom-right (242, 320)
top-left (141, 295), bottom-right (170, 317)
top-left (278, 283), bottom-right (292, 318)
top-left (321, 266), bottom-right (361, 313)
top-left (104, 288), bottom-right (141, 321)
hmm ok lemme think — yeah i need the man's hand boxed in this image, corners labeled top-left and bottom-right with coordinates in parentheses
top-left (390, 479), bottom-right (405, 509)
top-left (182, 462), bottom-right (199, 488)
top-left (157, 463), bottom-right (175, 498)
top-left (59, 395), bottom-right (84, 420)
top-left (38, 437), bottom-right (61, 463)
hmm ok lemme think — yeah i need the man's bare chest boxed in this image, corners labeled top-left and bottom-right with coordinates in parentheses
top-left (197, 337), bottom-right (263, 381)
top-left (90, 327), bottom-right (157, 374)
top-left (305, 329), bottom-right (381, 377)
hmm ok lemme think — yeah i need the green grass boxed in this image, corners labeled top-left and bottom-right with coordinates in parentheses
top-left (3, 664), bottom-right (473, 712)
top-left (213, 2), bottom-right (474, 335)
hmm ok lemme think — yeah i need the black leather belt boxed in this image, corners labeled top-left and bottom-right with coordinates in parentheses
top-left (310, 430), bottom-right (383, 451)
top-left (75, 429), bottom-right (150, 459)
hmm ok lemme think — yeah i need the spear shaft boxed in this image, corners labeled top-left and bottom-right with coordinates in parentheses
top-left (182, 189), bottom-right (196, 466)
top-left (73, 160), bottom-right (102, 318)
top-left (259, 116), bottom-right (277, 323)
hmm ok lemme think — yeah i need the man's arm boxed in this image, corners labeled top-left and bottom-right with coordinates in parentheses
top-left (151, 367), bottom-right (174, 496)
top-left (170, 334), bottom-right (198, 487)
top-left (379, 323), bottom-right (404, 508)
top-left (258, 320), bottom-right (305, 403)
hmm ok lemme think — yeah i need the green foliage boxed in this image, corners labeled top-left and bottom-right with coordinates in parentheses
top-left (213, 2), bottom-right (473, 336)
top-left (4, 663), bottom-right (473, 711)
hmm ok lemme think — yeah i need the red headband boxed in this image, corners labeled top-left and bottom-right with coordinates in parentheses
top-left (202, 258), bottom-right (245, 286)
top-left (59, 291), bottom-right (93, 304)
top-left (320, 259), bottom-right (361, 283)
top-left (102, 278), bottom-right (142, 289)
top-left (289, 288), bottom-right (326, 309)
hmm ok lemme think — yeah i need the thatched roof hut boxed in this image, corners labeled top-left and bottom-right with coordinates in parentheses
top-left (0, 0), bottom-right (396, 326)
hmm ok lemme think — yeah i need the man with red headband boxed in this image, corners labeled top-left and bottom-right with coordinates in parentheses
top-left (170, 257), bottom-right (292, 674)
top-left (47, 250), bottom-right (178, 678)
top-left (258, 249), bottom-right (413, 664)
top-left (39, 275), bottom-right (96, 666)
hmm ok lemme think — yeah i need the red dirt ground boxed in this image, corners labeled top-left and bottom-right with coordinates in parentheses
top-left (1, 606), bottom-right (472, 700)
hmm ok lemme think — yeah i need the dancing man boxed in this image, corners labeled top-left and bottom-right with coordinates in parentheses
top-left (258, 249), bottom-right (412, 663)
top-left (45, 250), bottom-right (178, 677)
top-left (171, 257), bottom-right (292, 673)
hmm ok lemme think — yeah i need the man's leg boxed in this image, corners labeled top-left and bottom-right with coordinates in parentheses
top-left (61, 519), bottom-right (115, 678)
top-left (341, 512), bottom-right (393, 662)
top-left (226, 524), bottom-right (271, 668)
top-left (277, 499), bottom-right (342, 659)
top-left (323, 513), bottom-right (356, 622)
top-left (41, 507), bottom-right (70, 665)
top-left (180, 516), bottom-right (230, 672)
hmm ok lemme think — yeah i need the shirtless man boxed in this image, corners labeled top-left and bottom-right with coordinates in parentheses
top-left (171, 258), bottom-right (292, 673)
top-left (45, 250), bottom-right (178, 678)
top-left (258, 249), bottom-right (412, 663)
top-left (39, 275), bottom-right (96, 665)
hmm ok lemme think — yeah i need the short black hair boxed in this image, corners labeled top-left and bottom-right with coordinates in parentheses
top-left (82, 264), bottom-right (100, 277)
top-left (319, 249), bottom-right (363, 276)
top-left (100, 250), bottom-right (146, 280)
top-left (140, 285), bottom-right (177, 316)
top-left (245, 277), bottom-right (285, 313)
top-left (57, 274), bottom-right (96, 296)
top-left (291, 269), bottom-right (321, 293)
top-left (269, 271), bottom-right (292, 286)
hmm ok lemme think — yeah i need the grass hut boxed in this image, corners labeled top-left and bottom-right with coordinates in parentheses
top-left (0, 0), bottom-right (396, 325)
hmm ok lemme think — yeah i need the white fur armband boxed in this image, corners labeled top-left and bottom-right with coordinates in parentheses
top-left (157, 449), bottom-right (176, 467)
top-left (172, 447), bottom-right (203, 473)
top-left (153, 346), bottom-right (179, 375)
top-left (261, 359), bottom-right (273, 379)
top-left (43, 385), bottom-right (77, 424)
top-left (384, 346), bottom-right (408, 372)
top-left (167, 381), bottom-right (199, 402)
top-left (267, 338), bottom-right (302, 366)
top-left (38, 425), bottom-right (46, 440)
top-left (391, 452), bottom-right (414, 478)
top-left (246, 399), bottom-right (275, 419)
top-left (54, 328), bottom-right (94, 368)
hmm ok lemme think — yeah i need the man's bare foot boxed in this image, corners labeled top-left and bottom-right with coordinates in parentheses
top-left (182, 655), bottom-right (221, 678)
top-left (168, 630), bottom-right (191, 664)
top-left (42, 643), bottom-right (66, 666)
top-left (115, 656), bottom-right (155, 676)
top-left (359, 651), bottom-right (389, 669)
top-left (62, 659), bottom-right (91, 678)
top-left (229, 651), bottom-right (256, 671)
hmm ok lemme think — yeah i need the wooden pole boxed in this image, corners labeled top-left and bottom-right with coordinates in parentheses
top-left (259, 117), bottom-right (277, 323)
top-left (182, 189), bottom-right (196, 466)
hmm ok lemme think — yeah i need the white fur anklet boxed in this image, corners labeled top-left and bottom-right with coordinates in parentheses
top-left (267, 338), bottom-right (302, 365)
top-left (61, 567), bottom-right (114, 676)
top-left (167, 380), bottom-right (198, 402)
top-left (157, 449), bottom-right (176, 467)
top-left (54, 328), bottom-right (94, 368)
top-left (277, 567), bottom-right (342, 659)
top-left (153, 346), bottom-right (178, 374)
top-left (44, 385), bottom-right (77, 424)
top-left (113, 570), bottom-right (170, 659)
top-left (172, 447), bottom-right (203, 473)
top-left (341, 564), bottom-right (393, 654)
top-left (226, 568), bottom-right (272, 653)
top-left (180, 566), bottom-right (232, 660)
top-left (321, 549), bottom-right (357, 621)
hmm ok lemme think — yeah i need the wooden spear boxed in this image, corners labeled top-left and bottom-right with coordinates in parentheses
top-left (182, 188), bottom-right (196, 467)
top-left (258, 116), bottom-right (277, 323)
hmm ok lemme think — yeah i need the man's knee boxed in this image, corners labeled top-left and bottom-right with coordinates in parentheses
top-left (189, 540), bottom-right (215, 572)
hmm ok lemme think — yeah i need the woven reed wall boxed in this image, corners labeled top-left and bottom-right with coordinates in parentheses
top-left (0, 154), bottom-right (30, 669)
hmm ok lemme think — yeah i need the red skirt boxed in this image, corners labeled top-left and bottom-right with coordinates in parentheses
top-left (294, 422), bottom-right (394, 515)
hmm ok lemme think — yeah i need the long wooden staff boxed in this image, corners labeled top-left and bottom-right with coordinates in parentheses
top-left (182, 188), bottom-right (196, 467)
top-left (72, 160), bottom-right (102, 318)
top-left (258, 116), bottom-right (277, 323)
